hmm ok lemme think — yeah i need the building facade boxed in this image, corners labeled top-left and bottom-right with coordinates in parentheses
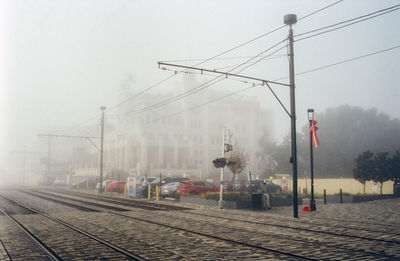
top-left (103, 77), bottom-right (273, 181)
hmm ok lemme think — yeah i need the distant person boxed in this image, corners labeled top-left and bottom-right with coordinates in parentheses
top-left (263, 179), bottom-right (271, 209)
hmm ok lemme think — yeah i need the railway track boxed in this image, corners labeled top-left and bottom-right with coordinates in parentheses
top-left (0, 208), bottom-right (61, 261)
top-left (42, 188), bottom-right (192, 211)
top-left (42, 188), bottom-right (400, 241)
top-left (24, 189), bottom-right (386, 260)
top-left (0, 194), bottom-right (147, 261)
top-left (15, 190), bottom-right (315, 260)
top-left (187, 211), bottom-right (400, 244)
top-left (7, 189), bottom-right (400, 260)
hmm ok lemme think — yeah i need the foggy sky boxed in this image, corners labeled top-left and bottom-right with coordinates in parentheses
top-left (1, 0), bottom-right (400, 171)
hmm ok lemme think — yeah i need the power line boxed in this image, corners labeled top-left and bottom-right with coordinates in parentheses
top-left (116, 44), bottom-right (400, 134)
top-left (124, 39), bottom-right (287, 116)
top-left (106, 74), bottom-right (176, 112)
top-left (295, 4), bottom-right (400, 42)
top-left (274, 44), bottom-right (400, 81)
top-left (153, 44), bottom-right (400, 127)
top-left (212, 54), bottom-right (286, 71)
top-left (53, 0), bottom-right (343, 134)
top-left (51, 114), bottom-right (101, 135)
top-left (115, 83), bottom-right (262, 132)
top-left (162, 54), bottom-right (286, 64)
top-left (79, 119), bottom-right (101, 137)
top-left (297, 0), bottom-right (344, 22)
top-left (107, 0), bottom-right (343, 114)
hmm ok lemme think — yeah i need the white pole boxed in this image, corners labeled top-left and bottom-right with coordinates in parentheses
top-left (218, 127), bottom-right (225, 208)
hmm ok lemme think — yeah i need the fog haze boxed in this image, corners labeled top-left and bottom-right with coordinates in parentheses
top-left (1, 0), bottom-right (399, 184)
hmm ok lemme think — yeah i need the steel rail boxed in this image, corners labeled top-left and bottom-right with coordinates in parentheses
top-left (186, 211), bottom-right (400, 244)
top-left (0, 208), bottom-right (61, 261)
top-left (42, 189), bottom-right (191, 211)
top-left (0, 194), bottom-right (147, 261)
top-left (26, 190), bottom-right (163, 211)
top-left (109, 211), bottom-right (318, 261)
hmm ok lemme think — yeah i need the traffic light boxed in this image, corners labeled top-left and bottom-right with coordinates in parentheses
top-left (212, 158), bottom-right (227, 168)
top-left (224, 143), bottom-right (233, 153)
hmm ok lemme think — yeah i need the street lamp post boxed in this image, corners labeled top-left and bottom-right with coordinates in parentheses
top-left (307, 109), bottom-right (316, 211)
top-left (285, 13), bottom-right (299, 218)
top-left (99, 106), bottom-right (106, 193)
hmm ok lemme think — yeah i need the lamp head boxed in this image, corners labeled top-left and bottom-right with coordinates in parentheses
top-left (284, 14), bottom-right (297, 26)
top-left (307, 108), bottom-right (314, 122)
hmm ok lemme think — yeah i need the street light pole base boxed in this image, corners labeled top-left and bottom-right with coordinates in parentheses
top-left (310, 200), bottom-right (317, 211)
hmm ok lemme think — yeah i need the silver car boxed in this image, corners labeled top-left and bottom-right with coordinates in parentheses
top-left (160, 182), bottom-right (181, 198)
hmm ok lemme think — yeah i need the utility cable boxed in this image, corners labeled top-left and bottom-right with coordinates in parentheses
top-left (297, 0), bottom-right (344, 22)
top-left (108, 0), bottom-right (344, 114)
top-left (124, 39), bottom-right (287, 115)
top-left (53, 0), bottom-right (343, 134)
top-left (274, 44), bottom-right (400, 81)
top-left (118, 43), bottom-right (400, 132)
top-left (118, 83), bottom-right (262, 131)
top-left (295, 4), bottom-right (400, 42)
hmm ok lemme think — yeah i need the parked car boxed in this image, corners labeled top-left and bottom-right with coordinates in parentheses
top-left (176, 180), bottom-right (219, 195)
top-left (246, 180), bottom-right (282, 193)
top-left (96, 180), bottom-right (113, 190)
top-left (53, 179), bottom-right (66, 186)
top-left (136, 176), bottom-right (159, 186)
top-left (161, 177), bottom-right (189, 185)
top-left (160, 181), bottom-right (181, 198)
top-left (106, 181), bottom-right (126, 193)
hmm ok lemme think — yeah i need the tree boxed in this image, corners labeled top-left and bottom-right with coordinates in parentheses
top-left (257, 129), bottom-right (307, 177)
top-left (258, 105), bottom-right (400, 178)
top-left (227, 145), bottom-right (248, 192)
top-left (353, 150), bottom-right (374, 194)
top-left (300, 105), bottom-right (400, 177)
top-left (372, 152), bottom-right (392, 195)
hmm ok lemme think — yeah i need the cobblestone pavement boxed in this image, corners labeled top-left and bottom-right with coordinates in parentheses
top-left (1, 189), bottom-right (399, 260)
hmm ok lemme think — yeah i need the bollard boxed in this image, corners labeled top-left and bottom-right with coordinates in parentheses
top-left (148, 184), bottom-right (151, 200)
top-left (156, 186), bottom-right (159, 201)
top-left (124, 184), bottom-right (127, 197)
top-left (105, 185), bottom-right (107, 194)
top-left (340, 188), bottom-right (343, 204)
top-left (324, 189), bottom-right (327, 204)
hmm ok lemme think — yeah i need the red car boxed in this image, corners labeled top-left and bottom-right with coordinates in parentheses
top-left (176, 180), bottom-right (219, 195)
top-left (106, 181), bottom-right (126, 193)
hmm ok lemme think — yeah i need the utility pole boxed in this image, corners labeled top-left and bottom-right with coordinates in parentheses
top-left (285, 14), bottom-right (299, 218)
top-left (157, 15), bottom-right (299, 218)
top-left (47, 136), bottom-right (51, 179)
top-left (38, 134), bottom-right (100, 185)
top-left (23, 146), bottom-right (26, 185)
top-left (218, 127), bottom-right (226, 208)
top-left (10, 148), bottom-right (46, 185)
top-left (99, 106), bottom-right (106, 193)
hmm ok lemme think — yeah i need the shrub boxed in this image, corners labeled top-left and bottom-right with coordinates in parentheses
top-left (270, 191), bottom-right (292, 200)
top-left (203, 192), bottom-right (251, 202)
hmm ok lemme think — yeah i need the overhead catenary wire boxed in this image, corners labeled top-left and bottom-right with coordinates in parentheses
top-left (123, 43), bottom-right (400, 130)
top-left (116, 83), bottom-right (262, 132)
top-left (79, 119), bottom-right (101, 137)
top-left (107, 0), bottom-right (344, 114)
top-left (162, 54), bottom-right (286, 63)
top-left (297, 0), bottom-right (344, 22)
top-left (274, 44), bottom-right (400, 81)
top-left (212, 54), bottom-right (286, 71)
top-left (295, 4), bottom-right (400, 42)
top-left (52, 0), bottom-right (344, 134)
top-left (125, 39), bottom-right (288, 116)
